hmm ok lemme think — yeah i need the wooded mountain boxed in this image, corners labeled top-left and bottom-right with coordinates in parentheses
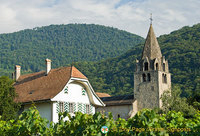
top-left (0, 23), bottom-right (199, 98)
top-left (74, 24), bottom-right (200, 97)
top-left (0, 24), bottom-right (144, 75)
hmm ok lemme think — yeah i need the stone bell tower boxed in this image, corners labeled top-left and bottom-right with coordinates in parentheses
top-left (133, 24), bottom-right (171, 111)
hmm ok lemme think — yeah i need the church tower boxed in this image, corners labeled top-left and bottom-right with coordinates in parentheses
top-left (133, 24), bottom-right (171, 111)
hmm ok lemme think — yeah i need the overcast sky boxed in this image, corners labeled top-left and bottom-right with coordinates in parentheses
top-left (0, 0), bottom-right (200, 37)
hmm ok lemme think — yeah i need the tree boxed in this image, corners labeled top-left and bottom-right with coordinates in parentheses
top-left (161, 85), bottom-right (196, 118)
top-left (0, 76), bottom-right (20, 120)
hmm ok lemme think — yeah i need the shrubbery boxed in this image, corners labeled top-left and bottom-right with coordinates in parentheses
top-left (0, 106), bottom-right (200, 136)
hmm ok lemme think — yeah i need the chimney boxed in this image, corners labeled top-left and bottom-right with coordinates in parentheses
top-left (15, 65), bottom-right (21, 80)
top-left (46, 59), bottom-right (51, 75)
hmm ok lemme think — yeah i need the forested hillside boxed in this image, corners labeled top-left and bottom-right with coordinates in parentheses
top-left (74, 24), bottom-right (200, 97)
top-left (0, 24), bottom-right (144, 75)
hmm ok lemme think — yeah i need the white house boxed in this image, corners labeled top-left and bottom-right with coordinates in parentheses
top-left (14, 59), bottom-right (105, 123)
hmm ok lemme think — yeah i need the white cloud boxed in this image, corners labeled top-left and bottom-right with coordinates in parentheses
top-left (0, 0), bottom-right (199, 37)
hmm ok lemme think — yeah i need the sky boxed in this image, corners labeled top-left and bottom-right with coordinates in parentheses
top-left (0, 0), bottom-right (200, 37)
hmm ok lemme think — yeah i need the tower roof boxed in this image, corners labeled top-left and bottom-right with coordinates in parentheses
top-left (142, 24), bottom-right (162, 60)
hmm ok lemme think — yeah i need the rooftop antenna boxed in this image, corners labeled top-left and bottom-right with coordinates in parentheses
top-left (150, 13), bottom-right (153, 25)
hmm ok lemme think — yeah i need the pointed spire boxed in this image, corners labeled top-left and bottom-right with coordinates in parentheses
top-left (141, 24), bottom-right (162, 60)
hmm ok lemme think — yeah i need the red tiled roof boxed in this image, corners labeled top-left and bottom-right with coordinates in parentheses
top-left (14, 66), bottom-right (87, 103)
top-left (96, 92), bottom-right (111, 97)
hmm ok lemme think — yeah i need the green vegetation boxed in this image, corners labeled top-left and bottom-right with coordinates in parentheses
top-left (0, 76), bottom-right (20, 120)
top-left (0, 24), bottom-right (144, 76)
top-left (161, 85), bottom-right (197, 118)
top-left (74, 24), bottom-right (200, 97)
top-left (0, 106), bottom-right (199, 135)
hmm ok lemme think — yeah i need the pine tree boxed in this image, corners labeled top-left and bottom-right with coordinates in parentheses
top-left (0, 76), bottom-right (20, 120)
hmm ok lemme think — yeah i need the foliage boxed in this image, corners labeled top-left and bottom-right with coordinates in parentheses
top-left (0, 24), bottom-right (144, 76)
top-left (0, 76), bottom-right (20, 120)
top-left (161, 85), bottom-right (196, 118)
top-left (0, 107), bottom-right (200, 135)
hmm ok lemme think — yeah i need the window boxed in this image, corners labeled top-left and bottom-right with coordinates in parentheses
top-left (164, 74), bottom-right (167, 83)
top-left (64, 86), bottom-right (68, 94)
top-left (86, 104), bottom-right (90, 114)
top-left (118, 114), bottom-right (120, 119)
top-left (69, 103), bottom-right (76, 113)
top-left (82, 88), bottom-right (86, 95)
top-left (142, 73), bottom-right (146, 82)
top-left (147, 73), bottom-right (151, 81)
top-left (163, 63), bottom-right (165, 72)
top-left (156, 63), bottom-right (158, 70)
top-left (59, 102), bottom-right (64, 112)
top-left (144, 62), bottom-right (148, 71)
top-left (162, 74), bottom-right (167, 83)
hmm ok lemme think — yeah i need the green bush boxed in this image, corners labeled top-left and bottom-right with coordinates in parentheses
top-left (0, 107), bottom-right (199, 136)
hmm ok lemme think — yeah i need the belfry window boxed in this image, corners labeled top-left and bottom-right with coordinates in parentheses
top-left (142, 73), bottom-right (146, 82)
top-left (163, 63), bottom-right (165, 72)
top-left (156, 63), bottom-right (158, 70)
top-left (144, 62), bottom-right (148, 71)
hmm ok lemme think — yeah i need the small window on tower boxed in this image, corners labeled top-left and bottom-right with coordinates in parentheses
top-left (147, 73), bottom-right (151, 81)
top-left (156, 63), bottom-right (158, 70)
top-left (163, 63), bottom-right (165, 72)
top-left (144, 62), bottom-right (148, 71)
top-left (164, 74), bottom-right (167, 83)
top-left (142, 73), bottom-right (146, 82)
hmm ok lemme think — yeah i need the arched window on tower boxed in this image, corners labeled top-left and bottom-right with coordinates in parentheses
top-left (162, 73), bottom-right (165, 83)
top-left (163, 63), bottom-right (165, 72)
top-left (162, 74), bottom-right (167, 83)
top-left (164, 74), bottom-right (167, 83)
top-left (142, 73), bottom-right (146, 82)
top-left (144, 62), bottom-right (148, 71)
top-left (156, 63), bottom-right (158, 70)
top-left (147, 73), bottom-right (151, 81)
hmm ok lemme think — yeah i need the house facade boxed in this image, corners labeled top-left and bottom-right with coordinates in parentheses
top-left (14, 59), bottom-right (105, 123)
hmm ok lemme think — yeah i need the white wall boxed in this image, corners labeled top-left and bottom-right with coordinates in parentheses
top-left (24, 102), bottom-right (52, 123)
top-left (96, 104), bottom-right (132, 120)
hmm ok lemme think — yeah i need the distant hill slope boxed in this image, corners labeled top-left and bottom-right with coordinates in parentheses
top-left (74, 24), bottom-right (200, 96)
top-left (0, 24), bottom-right (144, 75)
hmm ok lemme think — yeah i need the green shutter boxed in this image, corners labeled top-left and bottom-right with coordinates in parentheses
top-left (64, 102), bottom-right (69, 112)
top-left (90, 104), bottom-right (93, 114)
top-left (78, 103), bottom-right (82, 112)
top-left (83, 104), bottom-right (86, 114)
top-left (64, 86), bottom-right (68, 94)
top-left (73, 103), bottom-right (76, 113)
top-left (56, 102), bottom-right (60, 113)
top-left (82, 88), bottom-right (86, 95)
